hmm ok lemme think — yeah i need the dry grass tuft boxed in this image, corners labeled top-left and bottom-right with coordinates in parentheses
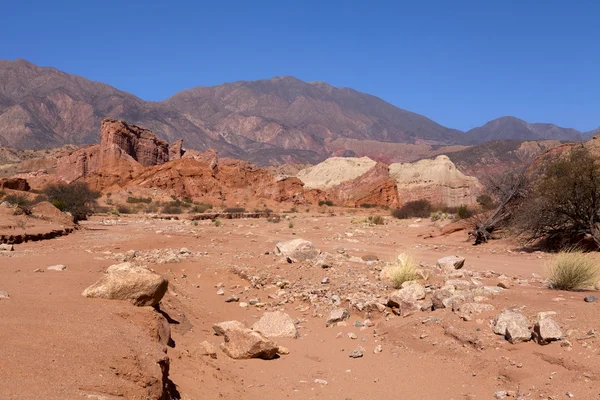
top-left (546, 249), bottom-right (598, 291)
top-left (383, 253), bottom-right (419, 289)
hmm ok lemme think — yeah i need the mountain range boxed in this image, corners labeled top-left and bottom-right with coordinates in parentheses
top-left (0, 59), bottom-right (595, 165)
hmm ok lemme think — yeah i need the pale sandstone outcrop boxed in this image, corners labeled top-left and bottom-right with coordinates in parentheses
top-left (297, 157), bottom-right (377, 189)
top-left (389, 155), bottom-right (482, 206)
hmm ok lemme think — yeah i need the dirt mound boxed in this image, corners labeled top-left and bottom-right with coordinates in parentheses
top-left (30, 201), bottom-right (75, 226)
top-left (389, 155), bottom-right (482, 206)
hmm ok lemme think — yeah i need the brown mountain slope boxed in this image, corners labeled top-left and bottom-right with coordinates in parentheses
top-left (0, 60), bottom-right (464, 164)
top-left (465, 116), bottom-right (584, 144)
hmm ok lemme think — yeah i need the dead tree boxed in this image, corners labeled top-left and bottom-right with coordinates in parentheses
top-left (470, 169), bottom-right (530, 245)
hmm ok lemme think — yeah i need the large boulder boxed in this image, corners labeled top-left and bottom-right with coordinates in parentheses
top-left (82, 262), bottom-right (168, 307)
top-left (252, 311), bottom-right (298, 338)
top-left (494, 311), bottom-right (531, 343)
top-left (221, 327), bottom-right (279, 360)
top-left (274, 239), bottom-right (320, 262)
top-left (431, 289), bottom-right (453, 310)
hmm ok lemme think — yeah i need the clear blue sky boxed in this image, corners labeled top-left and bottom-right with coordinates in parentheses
top-left (2, 0), bottom-right (598, 132)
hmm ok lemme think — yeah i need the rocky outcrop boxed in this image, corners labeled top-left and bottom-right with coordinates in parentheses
top-left (0, 177), bottom-right (30, 191)
top-left (252, 311), bottom-right (298, 338)
top-left (297, 157), bottom-right (377, 189)
top-left (56, 118), bottom-right (173, 183)
top-left (169, 139), bottom-right (184, 161)
top-left (274, 239), bottom-right (320, 262)
top-left (221, 326), bottom-right (280, 360)
top-left (389, 155), bottom-right (482, 206)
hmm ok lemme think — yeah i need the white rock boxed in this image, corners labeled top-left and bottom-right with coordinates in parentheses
top-left (47, 264), bottom-right (67, 271)
top-left (252, 311), bottom-right (298, 338)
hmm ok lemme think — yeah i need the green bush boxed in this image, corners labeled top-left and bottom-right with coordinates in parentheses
top-left (162, 203), bottom-right (183, 214)
top-left (4, 193), bottom-right (31, 208)
top-left (456, 205), bottom-right (473, 219)
top-left (547, 250), bottom-right (598, 291)
top-left (360, 203), bottom-right (377, 209)
top-left (288, 221), bottom-right (295, 228)
top-left (214, 219), bottom-right (222, 227)
top-left (318, 200), bottom-right (334, 207)
top-left (391, 200), bottom-right (432, 219)
top-left (190, 202), bottom-right (212, 213)
top-left (117, 204), bottom-right (133, 214)
top-left (126, 196), bottom-right (152, 204)
top-left (43, 182), bottom-right (100, 222)
top-left (183, 196), bottom-right (193, 204)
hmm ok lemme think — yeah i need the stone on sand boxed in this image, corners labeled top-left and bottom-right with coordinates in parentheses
top-left (252, 311), bottom-right (298, 338)
top-left (436, 255), bottom-right (465, 272)
top-left (81, 262), bottom-right (168, 307)
top-left (326, 308), bottom-right (350, 327)
top-left (221, 327), bottom-right (279, 360)
top-left (274, 238), bottom-right (320, 262)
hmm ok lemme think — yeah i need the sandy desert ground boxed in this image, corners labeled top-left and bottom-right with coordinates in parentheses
top-left (1, 212), bottom-right (599, 400)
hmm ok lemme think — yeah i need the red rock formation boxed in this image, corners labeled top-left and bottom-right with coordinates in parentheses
top-left (56, 119), bottom-right (173, 182)
top-left (100, 119), bottom-right (169, 167)
top-left (0, 177), bottom-right (30, 191)
top-left (168, 139), bottom-right (184, 161)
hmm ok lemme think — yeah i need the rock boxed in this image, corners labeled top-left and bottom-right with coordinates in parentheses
top-left (216, 288), bottom-right (225, 295)
top-left (387, 283), bottom-right (426, 307)
top-left (431, 289), bottom-right (453, 310)
top-left (81, 262), bottom-right (168, 307)
top-left (444, 279), bottom-right (472, 291)
top-left (252, 311), bottom-right (298, 338)
top-left (277, 346), bottom-right (290, 355)
top-left (493, 391), bottom-right (507, 399)
top-left (494, 310), bottom-right (533, 344)
top-left (239, 302), bottom-right (248, 308)
top-left (198, 341), bottom-right (218, 359)
top-left (584, 295), bottom-right (597, 303)
top-left (347, 332), bottom-right (357, 339)
top-left (321, 277), bottom-right (330, 284)
top-left (47, 264), bottom-right (67, 271)
top-left (221, 327), bottom-right (279, 360)
top-left (0, 291), bottom-right (9, 298)
top-left (0, 243), bottom-right (14, 252)
top-left (225, 295), bottom-right (239, 303)
top-left (314, 379), bottom-right (328, 385)
top-left (373, 344), bottom-right (382, 354)
top-left (213, 320), bottom-right (246, 336)
top-left (534, 318), bottom-right (563, 344)
top-left (169, 139), bottom-right (184, 161)
top-left (274, 238), bottom-right (320, 262)
top-left (595, 281), bottom-right (600, 291)
top-left (459, 303), bottom-right (495, 314)
top-left (349, 347), bottom-right (364, 358)
top-left (326, 308), bottom-right (350, 327)
top-left (505, 320), bottom-right (532, 344)
top-left (436, 255), bottom-right (465, 272)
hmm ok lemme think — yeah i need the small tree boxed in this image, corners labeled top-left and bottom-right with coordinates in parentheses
top-left (43, 182), bottom-right (100, 222)
top-left (512, 145), bottom-right (600, 248)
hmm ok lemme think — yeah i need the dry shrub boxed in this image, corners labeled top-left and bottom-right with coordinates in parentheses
top-left (383, 253), bottom-right (419, 289)
top-left (368, 215), bottom-right (385, 225)
top-left (392, 200), bottom-right (432, 219)
top-left (546, 250), bottom-right (598, 291)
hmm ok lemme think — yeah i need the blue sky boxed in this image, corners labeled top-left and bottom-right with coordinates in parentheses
top-left (2, 0), bottom-right (598, 132)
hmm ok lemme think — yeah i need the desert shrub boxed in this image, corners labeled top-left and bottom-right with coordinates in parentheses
top-left (456, 205), bottom-right (473, 219)
top-left (51, 199), bottom-right (67, 210)
top-left (162, 203), bottom-right (183, 214)
top-left (476, 194), bottom-right (496, 210)
top-left (288, 221), bottom-right (295, 228)
top-left (391, 200), bottom-right (432, 219)
top-left (546, 250), bottom-right (598, 290)
top-left (190, 202), bottom-right (212, 213)
top-left (383, 253), bottom-right (419, 289)
top-left (360, 203), bottom-right (377, 209)
top-left (93, 205), bottom-right (111, 214)
top-left (290, 207), bottom-right (297, 213)
top-left (368, 215), bottom-right (385, 225)
top-left (512, 145), bottom-right (600, 248)
top-left (267, 215), bottom-right (281, 223)
top-left (318, 200), bottom-right (334, 207)
top-left (0, 190), bottom-right (5, 199)
top-left (214, 219), bottom-right (222, 227)
top-left (4, 193), bottom-right (31, 207)
top-left (224, 207), bottom-right (246, 213)
top-left (144, 203), bottom-right (159, 213)
top-left (126, 196), bottom-right (152, 204)
top-left (183, 196), bottom-right (193, 204)
top-left (42, 182), bottom-right (100, 222)
top-left (117, 204), bottom-right (133, 214)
